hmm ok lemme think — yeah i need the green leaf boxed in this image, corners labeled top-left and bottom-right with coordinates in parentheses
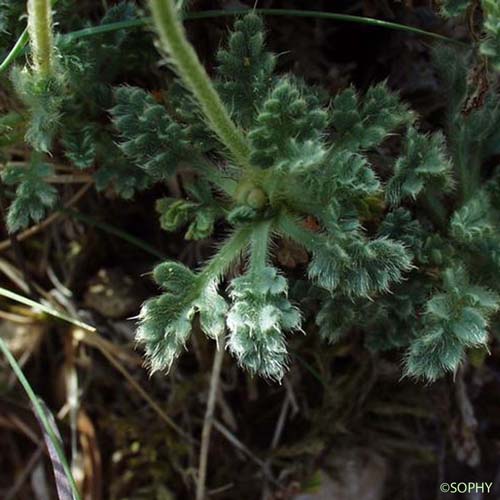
top-left (227, 267), bottom-right (301, 381)
top-left (137, 261), bottom-right (228, 373)
top-left (93, 143), bottom-right (152, 199)
top-left (310, 235), bottom-right (412, 297)
top-left (481, 0), bottom-right (500, 71)
top-left (439, 0), bottom-right (471, 17)
top-left (156, 198), bottom-right (198, 232)
top-left (156, 196), bottom-right (217, 240)
top-left (450, 195), bottom-right (496, 243)
top-left (11, 68), bottom-right (64, 153)
top-left (137, 228), bottom-right (252, 372)
top-left (111, 86), bottom-right (192, 180)
top-left (386, 127), bottom-right (453, 205)
top-left (405, 267), bottom-right (499, 381)
top-left (316, 295), bottom-right (357, 344)
top-left (405, 327), bottom-right (465, 381)
top-left (2, 158), bottom-right (57, 232)
top-left (378, 208), bottom-right (425, 258)
top-left (62, 125), bottom-right (97, 169)
top-left (216, 13), bottom-right (276, 128)
top-left (248, 77), bottom-right (327, 169)
top-left (330, 82), bottom-right (414, 151)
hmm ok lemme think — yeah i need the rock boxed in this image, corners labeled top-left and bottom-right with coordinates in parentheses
top-left (293, 450), bottom-right (387, 500)
top-left (83, 268), bottom-right (144, 319)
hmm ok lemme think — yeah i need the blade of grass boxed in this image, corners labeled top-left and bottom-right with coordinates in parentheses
top-left (0, 286), bottom-right (96, 332)
top-left (63, 9), bottom-right (464, 45)
top-left (1, 7), bottom-right (465, 74)
top-left (62, 208), bottom-right (166, 260)
top-left (0, 27), bottom-right (29, 74)
top-left (191, 9), bottom-right (465, 45)
top-left (0, 336), bottom-right (82, 500)
top-left (33, 399), bottom-right (75, 500)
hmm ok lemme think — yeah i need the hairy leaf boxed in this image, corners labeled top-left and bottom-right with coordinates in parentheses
top-left (405, 267), bottom-right (499, 380)
top-left (216, 13), bottom-right (276, 128)
top-left (2, 160), bottom-right (57, 232)
top-left (227, 267), bottom-right (301, 381)
top-left (386, 127), bottom-right (453, 205)
top-left (330, 83), bottom-right (414, 151)
top-left (137, 261), bottom-right (227, 373)
top-left (111, 86), bottom-right (192, 180)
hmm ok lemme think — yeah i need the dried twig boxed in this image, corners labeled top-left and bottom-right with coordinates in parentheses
top-left (45, 174), bottom-right (93, 184)
top-left (196, 337), bottom-right (225, 500)
top-left (261, 385), bottom-right (292, 499)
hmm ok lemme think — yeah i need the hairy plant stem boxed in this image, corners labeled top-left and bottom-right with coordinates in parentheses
top-left (198, 226), bottom-right (253, 285)
top-left (27, 0), bottom-right (54, 77)
top-left (149, 0), bottom-right (250, 168)
top-left (249, 220), bottom-right (272, 273)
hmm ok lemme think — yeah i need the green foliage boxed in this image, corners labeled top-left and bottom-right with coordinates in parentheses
top-left (0, 112), bottom-right (25, 148)
top-left (11, 68), bottom-right (64, 153)
top-left (439, 0), bottom-right (471, 17)
top-left (137, 261), bottom-right (228, 372)
top-left (0, 1), bottom-right (25, 50)
top-left (317, 279), bottom-right (428, 351)
top-left (438, 0), bottom-right (500, 71)
top-left (481, 0), bottom-right (500, 71)
top-left (93, 145), bottom-right (152, 199)
top-left (0, 0), bottom-right (14, 35)
top-left (227, 266), bottom-right (301, 380)
top-left (111, 86), bottom-right (192, 180)
top-left (330, 83), bottom-right (414, 151)
top-left (3, 4), bottom-right (500, 385)
top-left (305, 214), bottom-right (413, 298)
top-left (155, 197), bottom-right (217, 240)
top-left (61, 126), bottom-right (97, 169)
top-left (58, 1), bottom-right (146, 93)
top-left (449, 192), bottom-right (500, 276)
top-left (378, 208), bottom-right (426, 258)
top-left (2, 158), bottom-right (57, 232)
top-left (5, 1), bottom-right (155, 221)
top-left (216, 13), bottom-right (276, 128)
top-left (248, 77), bottom-right (328, 169)
top-left (450, 195), bottom-right (496, 243)
top-left (405, 268), bottom-right (499, 380)
top-left (386, 127), bottom-right (453, 205)
top-left (434, 46), bottom-right (500, 202)
top-left (133, 11), bottom-right (500, 382)
top-left (56, 3), bottom-right (156, 197)
top-left (431, 45), bottom-right (468, 117)
top-left (173, 179), bottom-right (219, 239)
top-left (167, 81), bottom-right (218, 153)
